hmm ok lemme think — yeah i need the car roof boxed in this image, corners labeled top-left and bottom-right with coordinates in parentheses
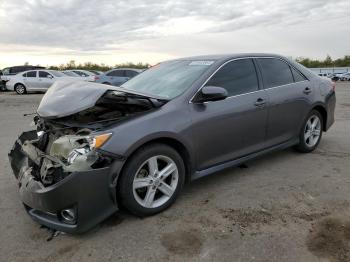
top-left (111, 68), bottom-right (143, 72)
top-left (18, 69), bottom-right (60, 74)
top-left (173, 53), bottom-right (288, 63)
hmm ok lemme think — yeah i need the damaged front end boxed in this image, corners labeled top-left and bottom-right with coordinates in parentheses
top-left (8, 81), bottom-right (166, 233)
top-left (8, 125), bottom-right (119, 233)
top-left (11, 128), bottom-right (112, 186)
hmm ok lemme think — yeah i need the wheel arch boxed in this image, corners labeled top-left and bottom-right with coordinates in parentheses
top-left (312, 104), bottom-right (327, 131)
top-left (14, 82), bottom-right (26, 89)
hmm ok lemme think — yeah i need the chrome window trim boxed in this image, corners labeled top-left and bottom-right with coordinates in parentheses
top-left (189, 56), bottom-right (309, 104)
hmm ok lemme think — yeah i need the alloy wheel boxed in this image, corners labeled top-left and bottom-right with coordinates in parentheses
top-left (132, 155), bottom-right (179, 208)
top-left (304, 115), bottom-right (321, 147)
top-left (15, 85), bottom-right (25, 94)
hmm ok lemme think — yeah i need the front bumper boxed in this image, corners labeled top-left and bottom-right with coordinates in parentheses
top-left (9, 131), bottom-right (121, 233)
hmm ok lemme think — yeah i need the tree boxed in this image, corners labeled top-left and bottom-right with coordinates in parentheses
top-left (324, 55), bottom-right (333, 67)
top-left (296, 55), bottom-right (350, 68)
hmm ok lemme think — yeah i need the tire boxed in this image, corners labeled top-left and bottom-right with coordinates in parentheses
top-left (15, 84), bottom-right (27, 95)
top-left (118, 143), bottom-right (185, 217)
top-left (295, 110), bottom-right (323, 153)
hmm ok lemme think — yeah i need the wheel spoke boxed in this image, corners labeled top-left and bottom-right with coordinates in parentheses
top-left (306, 120), bottom-right (312, 130)
top-left (147, 156), bottom-right (158, 176)
top-left (159, 163), bottom-right (176, 181)
top-left (308, 135), bottom-right (314, 146)
top-left (305, 130), bottom-right (312, 140)
top-left (314, 129), bottom-right (321, 136)
top-left (133, 177), bottom-right (152, 189)
top-left (158, 182), bottom-right (175, 196)
top-left (143, 187), bottom-right (156, 207)
top-left (311, 118), bottom-right (319, 129)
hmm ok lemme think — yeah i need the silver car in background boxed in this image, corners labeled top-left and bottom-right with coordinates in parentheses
top-left (64, 69), bottom-right (95, 81)
top-left (94, 68), bottom-right (143, 86)
top-left (6, 70), bottom-right (87, 94)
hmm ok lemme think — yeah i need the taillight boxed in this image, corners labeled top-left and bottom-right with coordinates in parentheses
top-left (94, 75), bottom-right (99, 81)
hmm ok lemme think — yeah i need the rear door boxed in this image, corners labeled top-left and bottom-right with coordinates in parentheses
top-left (190, 58), bottom-right (269, 170)
top-left (23, 71), bottom-right (38, 89)
top-left (256, 58), bottom-right (311, 146)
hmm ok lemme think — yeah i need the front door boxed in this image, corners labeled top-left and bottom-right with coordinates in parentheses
top-left (190, 59), bottom-right (269, 170)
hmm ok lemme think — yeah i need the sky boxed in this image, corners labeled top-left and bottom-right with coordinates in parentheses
top-left (0, 0), bottom-right (349, 68)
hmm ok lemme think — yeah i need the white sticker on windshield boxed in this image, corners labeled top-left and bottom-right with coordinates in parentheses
top-left (189, 61), bottom-right (214, 66)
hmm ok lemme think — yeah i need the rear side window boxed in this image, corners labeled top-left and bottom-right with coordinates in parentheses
top-left (125, 70), bottom-right (138, 77)
top-left (205, 59), bottom-right (259, 97)
top-left (258, 58), bottom-right (294, 88)
top-left (291, 67), bottom-right (307, 82)
top-left (26, 71), bottom-right (36, 78)
top-left (107, 70), bottom-right (125, 77)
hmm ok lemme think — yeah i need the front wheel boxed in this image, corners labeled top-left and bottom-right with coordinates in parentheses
top-left (295, 110), bottom-right (323, 153)
top-left (118, 144), bottom-right (185, 217)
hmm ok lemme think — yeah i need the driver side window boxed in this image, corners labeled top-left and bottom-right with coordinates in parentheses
top-left (205, 59), bottom-right (259, 97)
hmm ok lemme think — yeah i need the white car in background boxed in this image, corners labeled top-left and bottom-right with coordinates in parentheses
top-left (340, 72), bottom-right (350, 81)
top-left (6, 70), bottom-right (88, 95)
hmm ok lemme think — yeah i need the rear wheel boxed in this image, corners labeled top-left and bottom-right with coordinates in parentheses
top-left (295, 110), bottom-right (323, 153)
top-left (118, 144), bottom-right (185, 217)
top-left (15, 84), bottom-right (27, 95)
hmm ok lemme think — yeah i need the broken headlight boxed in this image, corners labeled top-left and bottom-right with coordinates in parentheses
top-left (50, 133), bottom-right (112, 170)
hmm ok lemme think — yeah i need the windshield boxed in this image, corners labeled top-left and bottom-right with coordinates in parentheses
top-left (121, 60), bottom-right (213, 99)
top-left (49, 71), bottom-right (66, 77)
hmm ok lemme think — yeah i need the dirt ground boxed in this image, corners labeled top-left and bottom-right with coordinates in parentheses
top-left (0, 83), bottom-right (349, 262)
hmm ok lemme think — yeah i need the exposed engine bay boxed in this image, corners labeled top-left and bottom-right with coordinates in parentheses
top-left (10, 86), bottom-right (167, 187)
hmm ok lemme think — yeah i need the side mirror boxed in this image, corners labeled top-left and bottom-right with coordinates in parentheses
top-left (194, 86), bottom-right (228, 103)
top-left (47, 74), bottom-right (53, 79)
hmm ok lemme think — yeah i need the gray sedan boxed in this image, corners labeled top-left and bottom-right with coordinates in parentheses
top-left (9, 53), bottom-right (335, 233)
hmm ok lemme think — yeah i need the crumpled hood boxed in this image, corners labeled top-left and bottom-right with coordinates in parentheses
top-left (37, 81), bottom-right (118, 118)
top-left (37, 80), bottom-right (165, 119)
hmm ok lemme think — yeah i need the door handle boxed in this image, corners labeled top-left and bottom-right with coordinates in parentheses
top-left (254, 98), bottom-right (266, 107)
top-left (303, 87), bottom-right (312, 94)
